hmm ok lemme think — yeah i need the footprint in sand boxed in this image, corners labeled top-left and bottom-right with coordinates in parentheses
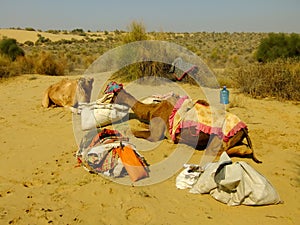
top-left (125, 206), bottom-right (151, 224)
top-left (0, 207), bottom-right (8, 219)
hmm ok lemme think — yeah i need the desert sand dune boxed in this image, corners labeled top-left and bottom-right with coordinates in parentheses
top-left (0, 28), bottom-right (85, 43)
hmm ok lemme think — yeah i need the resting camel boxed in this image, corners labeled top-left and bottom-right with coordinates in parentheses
top-left (42, 77), bottom-right (94, 108)
top-left (111, 85), bottom-right (261, 163)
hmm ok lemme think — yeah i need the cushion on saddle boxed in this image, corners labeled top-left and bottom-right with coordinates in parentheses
top-left (169, 97), bottom-right (247, 142)
top-left (104, 81), bottom-right (123, 94)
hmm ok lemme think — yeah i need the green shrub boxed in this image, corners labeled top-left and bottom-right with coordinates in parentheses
top-left (25, 27), bottom-right (35, 31)
top-left (71, 28), bottom-right (86, 36)
top-left (24, 40), bottom-right (34, 46)
top-left (0, 38), bottom-right (25, 61)
top-left (46, 29), bottom-right (60, 34)
top-left (255, 33), bottom-right (300, 62)
top-left (35, 34), bottom-right (51, 45)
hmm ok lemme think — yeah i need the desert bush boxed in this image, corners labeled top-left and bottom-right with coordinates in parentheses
top-left (71, 28), bottom-right (86, 36)
top-left (0, 55), bottom-right (11, 78)
top-left (0, 38), bottom-right (25, 61)
top-left (113, 61), bottom-right (171, 82)
top-left (14, 55), bottom-right (35, 74)
top-left (35, 52), bottom-right (66, 75)
top-left (35, 34), bottom-right (51, 45)
top-left (232, 59), bottom-right (300, 101)
top-left (122, 21), bottom-right (148, 44)
top-left (0, 55), bottom-right (32, 77)
top-left (213, 68), bottom-right (236, 88)
top-left (46, 29), bottom-right (60, 34)
top-left (114, 21), bottom-right (171, 81)
top-left (255, 33), bottom-right (300, 62)
top-left (24, 40), bottom-right (34, 46)
top-left (25, 27), bottom-right (35, 31)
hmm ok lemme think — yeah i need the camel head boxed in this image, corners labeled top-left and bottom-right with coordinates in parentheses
top-left (103, 81), bottom-right (133, 107)
top-left (76, 77), bottom-right (94, 104)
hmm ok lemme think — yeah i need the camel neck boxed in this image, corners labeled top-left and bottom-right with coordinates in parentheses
top-left (117, 89), bottom-right (138, 107)
top-left (116, 89), bottom-right (156, 122)
top-left (132, 101), bottom-right (156, 121)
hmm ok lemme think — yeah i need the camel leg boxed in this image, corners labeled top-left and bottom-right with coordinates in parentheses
top-left (147, 117), bottom-right (166, 142)
top-left (223, 129), bottom-right (246, 151)
top-left (206, 134), bottom-right (223, 155)
top-left (132, 130), bottom-right (151, 139)
top-left (223, 129), bottom-right (262, 163)
top-left (199, 134), bottom-right (223, 167)
top-left (133, 117), bottom-right (166, 142)
top-left (41, 88), bottom-right (50, 108)
top-left (225, 144), bottom-right (253, 157)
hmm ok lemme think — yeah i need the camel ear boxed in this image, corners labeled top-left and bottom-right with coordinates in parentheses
top-left (78, 77), bottom-right (84, 84)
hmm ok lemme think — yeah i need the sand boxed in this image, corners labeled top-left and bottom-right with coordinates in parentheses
top-left (0, 29), bottom-right (112, 44)
top-left (0, 29), bottom-right (86, 43)
top-left (0, 74), bottom-right (299, 225)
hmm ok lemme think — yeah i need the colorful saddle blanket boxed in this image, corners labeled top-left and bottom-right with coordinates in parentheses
top-left (76, 129), bottom-right (149, 182)
top-left (169, 57), bottom-right (198, 81)
top-left (169, 96), bottom-right (247, 142)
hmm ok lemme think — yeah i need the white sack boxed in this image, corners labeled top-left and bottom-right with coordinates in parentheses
top-left (80, 103), bottom-right (129, 130)
top-left (190, 152), bottom-right (281, 206)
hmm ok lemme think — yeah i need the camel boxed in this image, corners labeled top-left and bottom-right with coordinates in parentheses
top-left (112, 86), bottom-right (261, 163)
top-left (42, 77), bottom-right (94, 108)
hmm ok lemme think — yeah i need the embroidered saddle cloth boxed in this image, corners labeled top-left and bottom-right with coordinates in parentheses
top-left (169, 96), bottom-right (247, 142)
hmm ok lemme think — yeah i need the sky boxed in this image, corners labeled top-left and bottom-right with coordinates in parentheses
top-left (1, 0), bottom-right (299, 33)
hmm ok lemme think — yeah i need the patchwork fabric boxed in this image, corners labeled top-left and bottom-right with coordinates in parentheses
top-left (104, 81), bottom-right (123, 94)
top-left (86, 146), bottom-right (119, 173)
top-left (169, 97), bottom-right (247, 142)
top-left (76, 128), bottom-right (149, 180)
top-left (169, 57), bottom-right (198, 81)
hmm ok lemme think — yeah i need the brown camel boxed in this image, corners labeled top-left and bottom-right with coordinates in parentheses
top-left (113, 88), bottom-right (261, 163)
top-left (42, 77), bottom-right (94, 108)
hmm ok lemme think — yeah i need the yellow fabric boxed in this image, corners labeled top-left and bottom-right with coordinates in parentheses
top-left (171, 98), bottom-right (243, 138)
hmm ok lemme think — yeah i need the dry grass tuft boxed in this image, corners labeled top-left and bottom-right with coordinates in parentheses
top-left (35, 52), bottom-right (67, 75)
top-left (231, 59), bottom-right (300, 101)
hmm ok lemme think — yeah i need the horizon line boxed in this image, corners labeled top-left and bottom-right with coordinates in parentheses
top-left (1, 27), bottom-right (299, 34)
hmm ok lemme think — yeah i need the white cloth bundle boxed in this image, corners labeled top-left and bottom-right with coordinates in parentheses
top-left (177, 152), bottom-right (281, 206)
top-left (80, 103), bottom-right (129, 130)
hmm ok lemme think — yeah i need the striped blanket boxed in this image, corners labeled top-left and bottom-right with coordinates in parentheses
top-left (169, 96), bottom-right (247, 142)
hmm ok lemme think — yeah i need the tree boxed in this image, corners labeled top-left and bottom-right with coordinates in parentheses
top-left (287, 33), bottom-right (300, 57)
top-left (255, 33), bottom-right (300, 62)
top-left (0, 38), bottom-right (25, 61)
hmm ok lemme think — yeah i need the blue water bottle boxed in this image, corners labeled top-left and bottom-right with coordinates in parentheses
top-left (220, 86), bottom-right (229, 104)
